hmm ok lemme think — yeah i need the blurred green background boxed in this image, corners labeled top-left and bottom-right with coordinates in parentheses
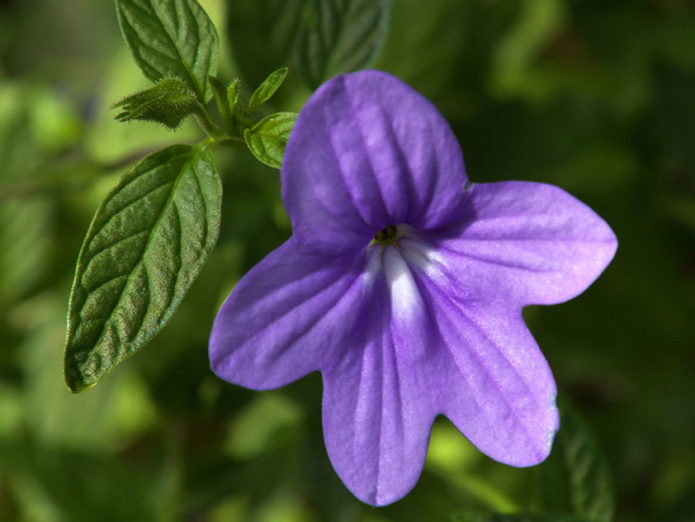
top-left (1, 0), bottom-right (694, 521)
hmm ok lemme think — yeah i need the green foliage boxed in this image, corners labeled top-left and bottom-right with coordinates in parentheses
top-left (64, 0), bottom-right (296, 392)
top-left (209, 75), bottom-right (236, 134)
top-left (298, 0), bottom-right (393, 88)
top-left (226, 0), bottom-right (391, 90)
top-left (112, 77), bottom-right (198, 129)
top-left (540, 398), bottom-right (615, 522)
top-left (243, 112), bottom-right (297, 169)
top-left (226, 78), bottom-right (242, 116)
top-left (209, 69), bottom-right (292, 141)
top-left (115, 0), bottom-right (219, 101)
top-left (64, 145), bottom-right (222, 392)
top-left (247, 67), bottom-right (289, 114)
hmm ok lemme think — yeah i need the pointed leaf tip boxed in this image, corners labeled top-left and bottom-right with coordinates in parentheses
top-left (115, 0), bottom-right (219, 101)
top-left (112, 77), bottom-right (197, 129)
top-left (64, 145), bottom-right (222, 391)
top-left (247, 67), bottom-right (289, 114)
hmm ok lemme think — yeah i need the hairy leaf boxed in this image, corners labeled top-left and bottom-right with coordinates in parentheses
top-left (116, 0), bottom-right (219, 101)
top-left (227, 78), bottom-right (242, 114)
top-left (243, 112), bottom-right (297, 169)
top-left (209, 75), bottom-right (234, 133)
top-left (209, 75), bottom-right (245, 136)
top-left (64, 145), bottom-right (222, 392)
top-left (247, 67), bottom-right (288, 114)
top-left (113, 77), bottom-right (197, 129)
top-left (226, 0), bottom-right (305, 89)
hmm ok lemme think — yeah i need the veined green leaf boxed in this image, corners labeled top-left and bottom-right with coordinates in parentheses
top-left (115, 0), bottom-right (219, 101)
top-left (227, 78), bottom-right (242, 117)
top-left (226, 0), bottom-right (391, 91)
top-left (298, 0), bottom-right (392, 88)
top-left (541, 397), bottom-right (615, 522)
top-left (64, 144), bottom-right (222, 392)
top-left (113, 77), bottom-right (197, 129)
top-left (247, 67), bottom-right (288, 114)
top-left (208, 75), bottom-right (246, 136)
top-left (243, 112), bottom-right (297, 169)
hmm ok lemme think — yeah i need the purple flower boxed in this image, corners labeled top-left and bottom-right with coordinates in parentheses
top-left (209, 71), bottom-right (617, 506)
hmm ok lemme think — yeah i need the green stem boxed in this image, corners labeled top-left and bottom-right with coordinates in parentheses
top-left (193, 103), bottom-right (224, 139)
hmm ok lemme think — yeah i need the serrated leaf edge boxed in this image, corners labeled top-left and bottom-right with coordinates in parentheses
top-left (64, 144), bottom-right (221, 392)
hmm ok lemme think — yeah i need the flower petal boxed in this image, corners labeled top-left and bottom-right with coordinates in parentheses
top-left (422, 283), bottom-right (559, 466)
top-left (282, 70), bottom-right (468, 254)
top-left (321, 273), bottom-right (436, 506)
top-left (416, 181), bottom-right (617, 306)
top-left (209, 240), bottom-right (375, 390)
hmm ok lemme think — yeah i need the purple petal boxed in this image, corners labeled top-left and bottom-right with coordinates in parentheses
top-left (417, 181), bottom-right (617, 306)
top-left (209, 240), bottom-right (374, 390)
top-left (282, 70), bottom-right (468, 254)
top-left (421, 282), bottom-right (559, 466)
top-left (321, 273), bottom-right (436, 506)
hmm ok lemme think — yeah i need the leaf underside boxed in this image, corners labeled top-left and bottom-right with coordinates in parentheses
top-left (116, 0), bottom-right (219, 101)
top-left (64, 145), bottom-right (222, 392)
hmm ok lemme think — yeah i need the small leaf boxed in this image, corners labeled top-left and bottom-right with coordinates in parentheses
top-left (243, 112), bottom-right (297, 169)
top-left (227, 78), bottom-right (242, 116)
top-left (247, 67), bottom-right (288, 114)
top-left (64, 144), bottom-right (222, 392)
top-left (112, 77), bottom-right (197, 129)
top-left (115, 0), bottom-right (219, 101)
top-left (298, 0), bottom-right (393, 88)
top-left (540, 396), bottom-right (615, 522)
top-left (209, 75), bottom-right (234, 132)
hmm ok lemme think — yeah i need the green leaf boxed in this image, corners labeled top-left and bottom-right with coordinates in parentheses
top-left (209, 75), bottom-right (234, 132)
top-left (298, 0), bottom-right (393, 88)
top-left (227, 78), bottom-right (242, 117)
top-left (247, 67), bottom-right (288, 114)
top-left (64, 144), bottom-right (222, 393)
top-left (112, 77), bottom-right (197, 129)
top-left (208, 76), bottom-right (247, 136)
top-left (540, 396), bottom-right (615, 522)
top-left (450, 513), bottom-right (595, 522)
top-left (243, 112), bottom-right (297, 169)
top-left (226, 0), bottom-right (305, 89)
top-left (115, 0), bottom-right (219, 101)
top-left (225, 0), bottom-right (391, 91)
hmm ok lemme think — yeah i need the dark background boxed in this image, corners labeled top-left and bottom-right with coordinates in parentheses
top-left (1, 1), bottom-right (694, 521)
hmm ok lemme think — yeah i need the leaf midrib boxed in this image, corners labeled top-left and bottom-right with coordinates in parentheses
top-left (73, 147), bottom-right (196, 373)
top-left (120, 0), bottom-right (207, 100)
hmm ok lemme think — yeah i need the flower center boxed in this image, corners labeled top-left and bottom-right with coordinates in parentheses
top-left (372, 224), bottom-right (401, 248)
